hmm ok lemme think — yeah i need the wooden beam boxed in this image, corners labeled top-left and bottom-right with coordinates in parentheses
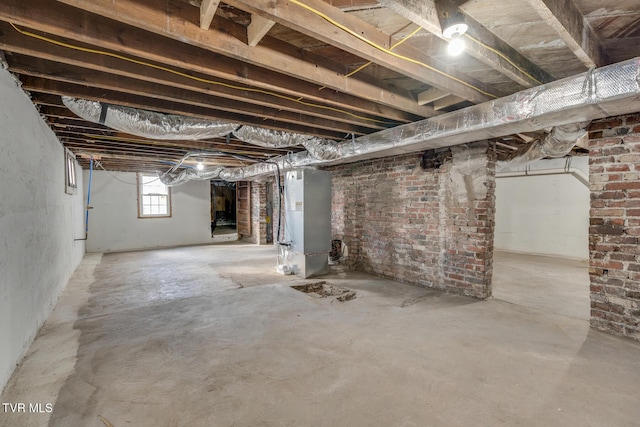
top-left (22, 78), bottom-right (351, 140)
top-left (526, 0), bottom-right (606, 68)
top-left (200, 0), bottom-right (221, 30)
top-left (380, 0), bottom-right (554, 87)
top-left (0, 21), bottom-right (389, 130)
top-left (433, 94), bottom-right (465, 110)
top-left (68, 148), bottom-right (245, 167)
top-left (0, 0), bottom-right (426, 122)
top-left (417, 88), bottom-right (449, 105)
top-left (8, 54), bottom-right (375, 135)
top-left (247, 13), bottom-right (275, 47)
top-left (224, 0), bottom-right (500, 103)
top-left (34, 0), bottom-right (436, 117)
top-left (376, 0), bottom-right (442, 34)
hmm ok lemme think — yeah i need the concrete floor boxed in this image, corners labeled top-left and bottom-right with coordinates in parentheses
top-left (492, 250), bottom-right (591, 321)
top-left (1, 244), bottom-right (639, 427)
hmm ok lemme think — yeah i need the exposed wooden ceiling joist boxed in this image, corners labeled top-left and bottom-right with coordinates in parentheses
top-left (48, 0), bottom-right (438, 117)
top-left (200, 0), bottom-right (221, 30)
top-left (379, 0), bottom-right (555, 87)
top-left (247, 14), bottom-right (276, 47)
top-left (0, 0), bottom-right (426, 122)
top-left (433, 94), bottom-right (465, 110)
top-left (0, 22), bottom-right (389, 132)
top-left (1, 0), bottom-right (632, 172)
top-left (526, 0), bottom-right (607, 68)
top-left (224, 0), bottom-right (501, 103)
top-left (417, 87), bottom-right (450, 105)
top-left (9, 54), bottom-right (377, 136)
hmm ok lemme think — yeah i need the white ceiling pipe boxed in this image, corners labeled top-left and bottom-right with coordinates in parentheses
top-left (496, 168), bottom-right (589, 188)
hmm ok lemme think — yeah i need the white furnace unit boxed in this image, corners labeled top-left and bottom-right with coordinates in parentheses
top-left (283, 169), bottom-right (331, 278)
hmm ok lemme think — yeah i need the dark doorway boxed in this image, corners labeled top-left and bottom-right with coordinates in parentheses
top-left (211, 181), bottom-right (237, 236)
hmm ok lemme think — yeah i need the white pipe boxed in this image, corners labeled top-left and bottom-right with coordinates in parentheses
top-left (496, 168), bottom-right (589, 188)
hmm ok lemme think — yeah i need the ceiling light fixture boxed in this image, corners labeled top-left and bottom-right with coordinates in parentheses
top-left (196, 161), bottom-right (205, 171)
top-left (441, 11), bottom-right (468, 56)
top-left (447, 35), bottom-right (466, 56)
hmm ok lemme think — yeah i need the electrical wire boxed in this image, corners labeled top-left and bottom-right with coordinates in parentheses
top-left (287, 0), bottom-right (498, 99)
top-left (93, 160), bottom-right (155, 185)
top-left (9, 23), bottom-right (398, 126)
top-left (319, 24), bottom-right (423, 89)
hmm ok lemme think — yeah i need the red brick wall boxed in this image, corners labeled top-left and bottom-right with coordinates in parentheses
top-left (326, 141), bottom-right (495, 298)
top-left (589, 113), bottom-right (640, 340)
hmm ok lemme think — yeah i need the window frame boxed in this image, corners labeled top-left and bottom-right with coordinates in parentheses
top-left (64, 149), bottom-right (78, 195)
top-left (137, 173), bottom-right (172, 218)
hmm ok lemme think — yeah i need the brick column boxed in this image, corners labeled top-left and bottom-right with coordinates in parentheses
top-left (327, 141), bottom-right (495, 299)
top-left (589, 113), bottom-right (640, 341)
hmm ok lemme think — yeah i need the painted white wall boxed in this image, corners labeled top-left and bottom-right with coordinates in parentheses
top-left (84, 171), bottom-right (215, 252)
top-left (0, 68), bottom-right (85, 392)
top-left (495, 157), bottom-right (589, 260)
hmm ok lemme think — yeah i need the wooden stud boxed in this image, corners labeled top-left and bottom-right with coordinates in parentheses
top-left (200, 0), bottom-right (221, 30)
top-left (247, 13), bottom-right (276, 47)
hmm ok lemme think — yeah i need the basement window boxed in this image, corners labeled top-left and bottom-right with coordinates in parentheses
top-left (65, 149), bottom-right (77, 195)
top-left (137, 173), bottom-right (171, 218)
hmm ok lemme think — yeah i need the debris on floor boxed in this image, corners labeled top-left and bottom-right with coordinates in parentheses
top-left (398, 295), bottom-right (432, 307)
top-left (99, 415), bottom-right (115, 427)
top-left (291, 281), bottom-right (356, 302)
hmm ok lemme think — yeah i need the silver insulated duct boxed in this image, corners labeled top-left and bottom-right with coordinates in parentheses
top-left (156, 57), bottom-right (640, 184)
top-left (62, 97), bottom-right (238, 140)
top-left (233, 126), bottom-right (341, 160)
top-left (498, 122), bottom-right (590, 168)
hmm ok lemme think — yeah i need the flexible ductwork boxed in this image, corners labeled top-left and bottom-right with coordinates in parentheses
top-left (497, 122), bottom-right (590, 169)
top-left (160, 161), bottom-right (281, 186)
top-left (232, 126), bottom-right (341, 161)
top-left (233, 126), bottom-right (310, 148)
top-left (160, 57), bottom-right (640, 184)
top-left (62, 97), bottom-right (238, 140)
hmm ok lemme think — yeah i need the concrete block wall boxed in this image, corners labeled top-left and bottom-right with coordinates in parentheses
top-left (589, 113), bottom-right (640, 340)
top-left (327, 141), bottom-right (496, 298)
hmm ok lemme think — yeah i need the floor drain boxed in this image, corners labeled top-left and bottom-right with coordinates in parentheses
top-left (291, 281), bottom-right (356, 302)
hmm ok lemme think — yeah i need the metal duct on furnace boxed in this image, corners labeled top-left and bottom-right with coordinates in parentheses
top-left (62, 97), bottom-right (238, 140)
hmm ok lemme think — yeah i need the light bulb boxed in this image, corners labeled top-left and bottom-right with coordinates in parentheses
top-left (196, 162), bottom-right (204, 171)
top-left (447, 36), bottom-right (466, 56)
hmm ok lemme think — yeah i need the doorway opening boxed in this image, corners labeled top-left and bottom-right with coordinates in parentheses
top-left (211, 181), bottom-right (237, 236)
top-left (491, 157), bottom-right (590, 320)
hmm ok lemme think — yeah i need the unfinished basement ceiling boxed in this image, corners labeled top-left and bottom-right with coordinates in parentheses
top-left (0, 0), bottom-right (638, 172)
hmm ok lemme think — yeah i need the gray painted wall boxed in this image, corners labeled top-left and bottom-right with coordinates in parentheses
top-left (0, 67), bottom-right (85, 392)
top-left (83, 171), bottom-right (214, 252)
